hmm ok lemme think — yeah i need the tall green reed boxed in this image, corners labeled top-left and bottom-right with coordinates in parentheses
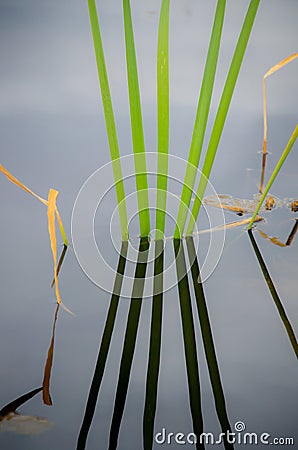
top-left (186, 0), bottom-right (260, 235)
top-left (156, 0), bottom-right (170, 239)
top-left (88, 0), bottom-right (128, 241)
top-left (89, 0), bottom-right (264, 238)
top-left (174, 0), bottom-right (226, 238)
top-left (123, 0), bottom-right (150, 237)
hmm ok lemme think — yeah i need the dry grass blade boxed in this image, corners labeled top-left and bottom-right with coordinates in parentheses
top-left (47, 189), bottom-right (73, 314)
top-left (257, 219), bottom-right (298, 247)
top-left (257, 229), bottom-right (286, 247)
top-left (0, 164), bottom-right (47, 205)
top-left (1, 163), bottom-right (69, 294)
top-left (0, 164), bottom-right (68, 245)
top-left (192, 215), bottom-right (263, 235)
top-left (260, 53), bottom-right (298, 193)
top-left (48, 190), bottom-right (61, 305)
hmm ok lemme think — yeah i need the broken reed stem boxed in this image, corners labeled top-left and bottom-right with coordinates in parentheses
top-left (248, 124), bottom-right (298, 230)
top-left (259, 53), bottom-right (298, 193)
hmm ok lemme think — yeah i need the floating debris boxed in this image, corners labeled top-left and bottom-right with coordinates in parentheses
top-left (0, 387), bottom-right (52, 435)
top-left (204, 193), bottom-right (283, 214)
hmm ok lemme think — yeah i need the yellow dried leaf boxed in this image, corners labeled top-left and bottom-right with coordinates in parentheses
top-left (263, 53), bottom-right (298, 80)
top-left (0, 163), bottom-right (68, 246)
top-left (257, 229), bottom-right (287, 247)
top-left (0, 164), bottom-right (47, 206)
top-left (193, 215), bottom-right (263, 235)
top-left (48, 189), bottom-right (61, 305)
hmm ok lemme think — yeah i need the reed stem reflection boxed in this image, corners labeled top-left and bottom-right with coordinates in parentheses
top-left (186, 237), bottom-right (233, 450)
top-left (248, 229), bottom-right (298, 358)
top-left (42, 303), bottom-right (60, 406)
top-left (174, 238), bottom-right (204, 450)
top-left (143, 239), bottom-right (164, 450)
top-left (108, 237), bottom-right (150, 450)
top-left (76, 242), bottom-right (128, 450)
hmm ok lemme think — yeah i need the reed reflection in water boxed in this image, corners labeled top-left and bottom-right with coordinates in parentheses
top-left (76, 236), bottom-right (234, 449)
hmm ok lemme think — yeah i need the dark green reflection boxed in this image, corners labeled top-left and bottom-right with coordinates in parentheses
top-left (143, 239), bottom-right (164, 450)
top-left (51, 244), bottom-right (68, 288)
top-left (76, 241), bottom-right (128, 450)
top-left (0, 387), bottom-right (42, 418)
top-left (108, 237), bottom-right (150, 450)
top-left (248, 230), bottom-right (298, 358)
top-left (174, 238), bottom-right (204, 450)
top-left (186, 237), bottom-right (233, 450)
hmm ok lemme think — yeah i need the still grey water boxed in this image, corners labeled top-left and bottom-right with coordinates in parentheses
top-left (0, 1), bottom-right (297, 449)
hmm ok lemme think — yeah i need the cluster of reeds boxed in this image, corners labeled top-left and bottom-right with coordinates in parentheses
top-left (88, 0), bottom-right (263, 240)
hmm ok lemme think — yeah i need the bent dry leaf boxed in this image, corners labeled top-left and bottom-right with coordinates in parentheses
top-left (0, 164), bottom-right (68, 246)
top-left (47, 190), bottom-right (73, 314)
top-left (192, 215), bottom-right (263, 236)
top-left (257, 219), bottom-right (298, 248)
top-left (0, 164), bottom-right (69, 288)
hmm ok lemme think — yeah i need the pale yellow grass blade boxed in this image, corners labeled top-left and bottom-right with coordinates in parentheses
top-left (0, 164), bottom-right (47, 205)
top-left (47, 190), bottom-right (73, 314)
top-left (48, 189), bottom-right (61, 305)
top-left (0, 164), bottom-right (68, 246)
top-left (192, 215), bottom-right (263, 235)
top-left (1, 161), bottom-right (68, 255)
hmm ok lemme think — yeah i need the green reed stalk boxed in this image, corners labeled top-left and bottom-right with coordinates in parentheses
top-left (88, 0), bottom-right (128, 241)
top-left (186, 0), bottom-right (260, 236)
top-left (155, 0), bottom-right (170, 239)
top-left (174, 0), bottom-right (226, 238)
top-left (247, 124), bottom-right (298, 229)
top-left (123, 0), bottom-right (150, 237)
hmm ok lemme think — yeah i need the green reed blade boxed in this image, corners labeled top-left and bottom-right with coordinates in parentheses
top-left (123, 0), bottom-right (150, 237)
top-left (247, 124), bottom-right (298, 229)
top-left (174, 0), bottom-right (226, 238)
top-left (155, 0), bottom-right (170, 239)
top-left (186, 0), bottom-right (260, 235)
top-left (88, 0), bottom-right (128, 241)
